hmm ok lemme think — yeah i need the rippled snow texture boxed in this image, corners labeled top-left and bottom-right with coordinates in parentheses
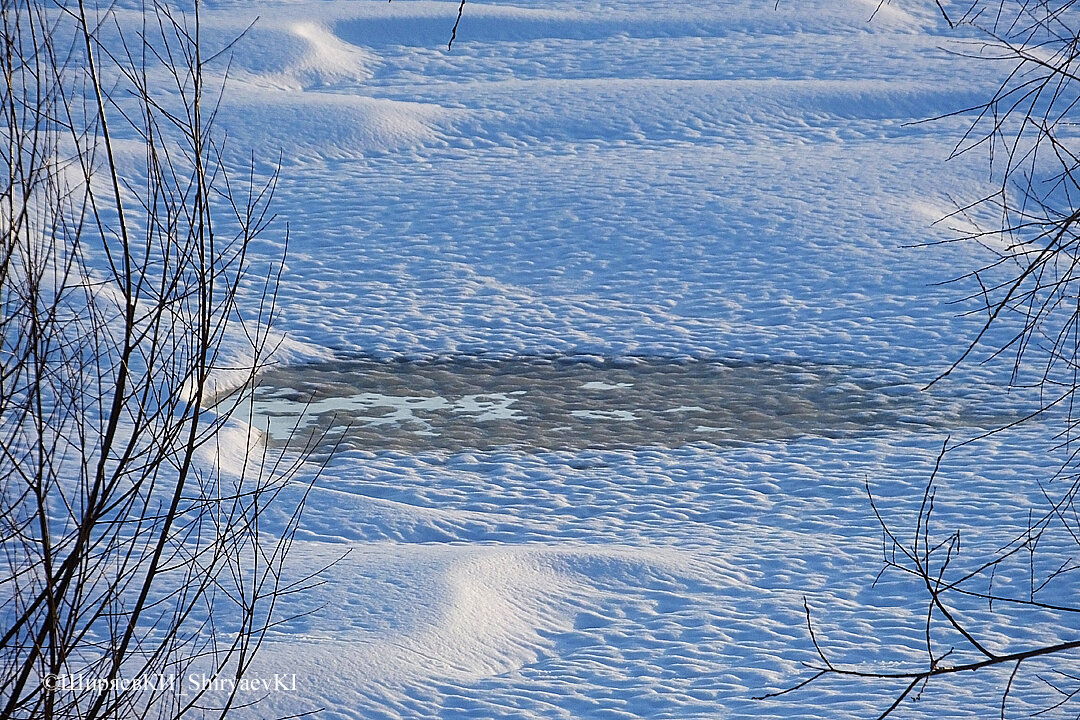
top-left (147, 1), bottom-right (1079, 717)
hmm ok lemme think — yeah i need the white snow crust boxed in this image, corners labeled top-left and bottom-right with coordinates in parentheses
top-left (144, 1), bottom-right (1080, 717)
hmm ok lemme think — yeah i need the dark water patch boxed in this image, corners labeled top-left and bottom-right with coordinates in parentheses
top-left (249, 356), bottom-right (1006, 453)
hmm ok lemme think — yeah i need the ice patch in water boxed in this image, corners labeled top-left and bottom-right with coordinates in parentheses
top-left (244, 356), bottom-right (1014, 453)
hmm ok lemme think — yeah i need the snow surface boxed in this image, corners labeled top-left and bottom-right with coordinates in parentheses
top-left (143, 0), bottom-right (1080, 717)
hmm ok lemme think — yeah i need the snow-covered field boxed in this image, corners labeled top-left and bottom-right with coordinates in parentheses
top-left (175, 1), bottom-right (1076, 717)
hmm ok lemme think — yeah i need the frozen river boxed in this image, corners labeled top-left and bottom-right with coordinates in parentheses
top-left (170, 1), bottom-right (1071, 717)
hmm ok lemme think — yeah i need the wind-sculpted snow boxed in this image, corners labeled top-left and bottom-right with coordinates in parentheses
top-left (229, 428), bottom-right (1070, 720)
top-left (168, 0), bottom-right (1076, 717)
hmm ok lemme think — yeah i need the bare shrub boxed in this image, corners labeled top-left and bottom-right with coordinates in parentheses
top-left (0, 2), bottom-right (319, 718)
top-left (762, 2), bottom-right (1080, 716)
